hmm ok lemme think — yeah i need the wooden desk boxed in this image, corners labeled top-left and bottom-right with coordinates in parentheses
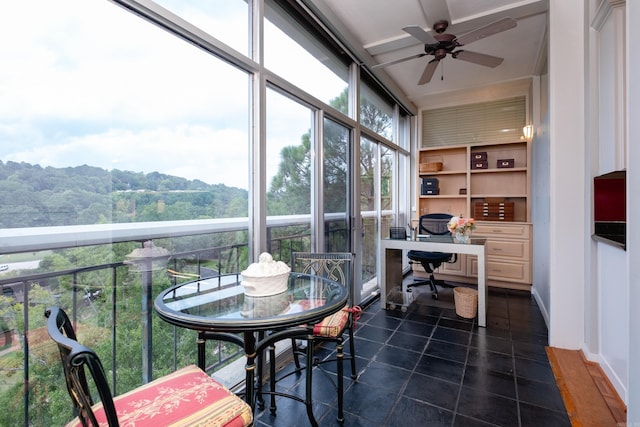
top-left (378, 236), bottom-right (488, 327)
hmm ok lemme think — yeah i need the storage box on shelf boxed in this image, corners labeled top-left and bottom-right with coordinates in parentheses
top-left (416, 146), bottom-right (467, 218)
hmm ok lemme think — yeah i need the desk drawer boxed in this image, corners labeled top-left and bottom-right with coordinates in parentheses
top-left (487, 240), bottom-right (529, 260)
top-left (468, 258), bottom-right (531, 283)
top-left (474, 222), bottom-right (531, 239)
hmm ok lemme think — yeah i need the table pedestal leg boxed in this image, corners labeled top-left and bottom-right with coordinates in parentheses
top-left (243, 332), bottom-right (257, 410)
top-left (197, 332), bottom-right (206, 370)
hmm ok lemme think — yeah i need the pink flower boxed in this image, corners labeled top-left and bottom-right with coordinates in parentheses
top-left (447, 216), bottom-right (476, 233)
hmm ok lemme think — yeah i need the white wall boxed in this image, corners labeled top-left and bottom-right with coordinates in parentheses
top-left (547, 0), bottom-right (587, 349)
top-left (531, 73), bottom-right (550, 323)
top-left (626, 0), bottom-right (640, 421)
top-left (590, 2), bottom-right (629, 401)
top-left (597, 243), bottom-right (628, 395)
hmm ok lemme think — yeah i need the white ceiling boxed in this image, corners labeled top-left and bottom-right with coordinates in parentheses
top-left (308, 0), bottom-right (548, 109)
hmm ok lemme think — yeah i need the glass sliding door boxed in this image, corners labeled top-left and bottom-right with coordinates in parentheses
top-left (360, 137), bottom-right (378, 298)
top-left (359, 136), bottom-right (402, 303)
top-left (323, 118), bottom-right (350, 253)
top-left (380, 145), bottom-right (396, 240)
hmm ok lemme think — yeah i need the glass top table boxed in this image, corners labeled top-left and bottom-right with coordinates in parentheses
top-left (154, 272), bottom-right (348, 419)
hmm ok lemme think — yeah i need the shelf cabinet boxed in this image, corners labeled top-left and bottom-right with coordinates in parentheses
top-left (416, 140), bottom-right (532, 289)
top-left (468, 222), bottom-right (532, 286)
top-left (417, 141), bottom-right (530, 222)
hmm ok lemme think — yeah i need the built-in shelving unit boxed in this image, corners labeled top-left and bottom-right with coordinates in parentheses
top-left (415, 139), bottom-right (532, 290)
top-left (418, 141), bottom-right (530, 221)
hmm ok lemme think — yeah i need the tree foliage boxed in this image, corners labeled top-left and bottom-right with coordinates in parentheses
top-left (266, 89), bottom-right (393, 214)
top-left (0, 161), bottom-right (248, 228)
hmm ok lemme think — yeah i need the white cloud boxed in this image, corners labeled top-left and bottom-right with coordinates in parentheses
top-left (0, 1), bottom-right (346, 192)
top-left (5, 125), bottom-right (249, 188)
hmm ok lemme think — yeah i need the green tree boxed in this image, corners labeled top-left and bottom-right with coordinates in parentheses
top-left (266, 89), bottom-right (392, 214)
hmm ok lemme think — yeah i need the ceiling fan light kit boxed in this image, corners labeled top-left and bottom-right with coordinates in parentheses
top-left (378, 17), bottom-right (517, 85)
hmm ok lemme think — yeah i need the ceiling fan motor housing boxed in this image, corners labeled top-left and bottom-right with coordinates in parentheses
top-left (424, 33), bottom-right (457, 58)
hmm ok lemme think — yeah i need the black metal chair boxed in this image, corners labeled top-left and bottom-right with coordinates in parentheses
top-left (269, 252), bottom-right (358, 423)
top-left (45, 306), bottom-right (254, 427)
top-left (407, 213), bottom-right (457, 300)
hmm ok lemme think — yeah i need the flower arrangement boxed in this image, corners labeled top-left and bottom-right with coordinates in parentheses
top-left (447, 216), bottom-right (476, 234)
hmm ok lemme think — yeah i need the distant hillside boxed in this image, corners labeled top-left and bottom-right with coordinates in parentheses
top-left (0, 161), bottom-right (248, 228)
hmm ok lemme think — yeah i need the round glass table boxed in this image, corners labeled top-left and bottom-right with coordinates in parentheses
top-left (154, 271), bottom-right (347, 423)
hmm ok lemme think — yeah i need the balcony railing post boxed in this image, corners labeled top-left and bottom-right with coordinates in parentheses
top-left (141, 267), bottom-right (153, 383)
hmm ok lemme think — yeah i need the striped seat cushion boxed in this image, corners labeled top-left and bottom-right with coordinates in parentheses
top-left (66, 364), bottom-right (253, 427)
top-left (312, 304), bottom-right (351, 338)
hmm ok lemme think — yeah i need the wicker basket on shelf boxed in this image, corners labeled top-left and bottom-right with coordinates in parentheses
top-left (453, 287), bottom-right (478, 319)
top-left (419, 162), bottom-right (443, 173)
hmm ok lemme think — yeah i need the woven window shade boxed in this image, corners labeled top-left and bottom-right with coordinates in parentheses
top-left (422, 97), bottom-right (526, 147)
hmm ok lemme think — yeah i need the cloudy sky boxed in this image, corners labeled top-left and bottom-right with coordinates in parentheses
top-left (0, 0), bottom-right (346, 190)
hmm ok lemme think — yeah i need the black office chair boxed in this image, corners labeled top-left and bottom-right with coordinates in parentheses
top-left (407, 213), bottom-right (457, 300)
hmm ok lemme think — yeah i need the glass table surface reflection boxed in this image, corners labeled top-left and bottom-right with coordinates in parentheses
top-left (155, 272), bottom-right (347, 330)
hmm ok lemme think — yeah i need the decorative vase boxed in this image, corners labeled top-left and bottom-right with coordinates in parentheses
top-left (455, 228), bottom-right (471, 243)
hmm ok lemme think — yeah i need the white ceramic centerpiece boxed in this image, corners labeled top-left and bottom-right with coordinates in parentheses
top-left (241, 252), bottom-right (291, 297)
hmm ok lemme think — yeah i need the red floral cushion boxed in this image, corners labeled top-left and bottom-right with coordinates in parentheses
top-left (65, 365), bottom-right (253, 427)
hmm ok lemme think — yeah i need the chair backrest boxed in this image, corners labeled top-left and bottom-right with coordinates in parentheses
top-left (291, 252), bottom-right (354, 302)
top-left (418, 213), bottom-right (453, 235)
top-left (45, 306), bottom-right (120, 427)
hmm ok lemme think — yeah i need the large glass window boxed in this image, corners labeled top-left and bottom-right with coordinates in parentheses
top-left (0, 2), bottom-right (413, 424)
top-left (360, 75), bottom-right (394, 141)
top-left (154, 0), bottom-right (249, 56)
top-left (0, 0), bottom-right (250, 228)
top-left (266, 88), bottom-right (313, 255)
top-left (264, 2), bottom-right (349, 112)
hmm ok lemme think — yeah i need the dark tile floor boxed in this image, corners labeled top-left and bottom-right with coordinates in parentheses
top-left (255, 284), bottom-right (572, 427)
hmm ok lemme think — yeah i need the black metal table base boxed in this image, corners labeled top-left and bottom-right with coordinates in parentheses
top-left (198, 327), bottom-right (321, 427)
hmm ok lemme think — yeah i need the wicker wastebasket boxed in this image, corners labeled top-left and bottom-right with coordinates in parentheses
top-left (453, 287), bottom-right (478, 319)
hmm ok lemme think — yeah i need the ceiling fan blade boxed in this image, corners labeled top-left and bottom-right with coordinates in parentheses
top-left (371, 53), bottom-right (427, 69)
top-left (402, 25), bottom-right (437, 45)
top-left (452, 50), bottom-right (504, 68)
top-left (454, 17), bottom-right (517, 46)
top-left (418, 59), bottom-right (439, 85)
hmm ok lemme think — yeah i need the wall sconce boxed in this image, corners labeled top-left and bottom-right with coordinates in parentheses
top-left (522, 125), bottom-right (534, 140)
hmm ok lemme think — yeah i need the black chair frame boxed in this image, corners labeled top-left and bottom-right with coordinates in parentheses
top-left (45, 306), bottom-right (120, 426)
top-left (267, 252), bottom-right (357, 424)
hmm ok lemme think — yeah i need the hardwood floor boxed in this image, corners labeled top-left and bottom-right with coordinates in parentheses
top-left (547, 347), bottom-right (626, 426)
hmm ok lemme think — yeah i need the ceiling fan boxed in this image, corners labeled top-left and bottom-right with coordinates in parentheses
top-left (374, 17), bottom-right (517, 85)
